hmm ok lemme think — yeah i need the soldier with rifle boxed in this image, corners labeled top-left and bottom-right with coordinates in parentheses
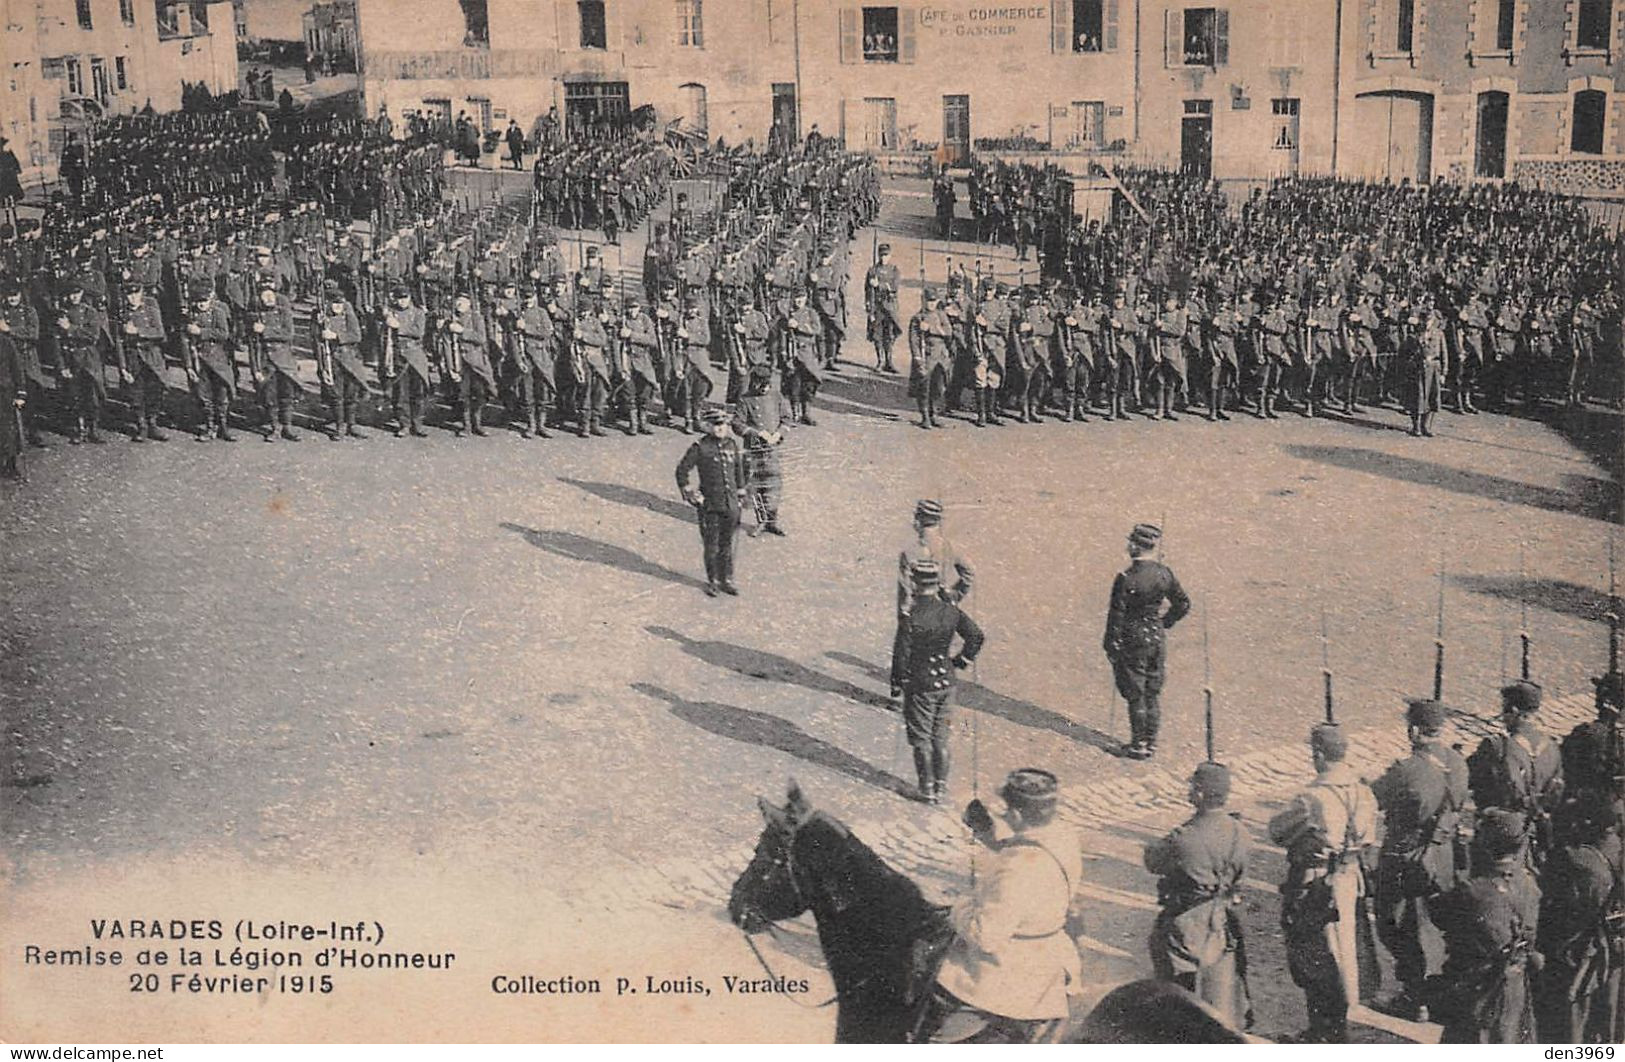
top-left (1534, 789), bottom-right (1622, 1043)
top-left (974, 282), bottom-right (1012, 427)
top-left (0, 283), bottom-right (47, 448)
top-left (619, 291), bottom-right (660, 436)
top-left (908, 288), bottom-right (953, 431)
top-left (1009, 287), bottom-right (1052, 424)
top-left (1267, 722), bottom-right (1380, 1043)
top-left (383, 285), bottom-right (431, 438)
top-left (118, 280), bottom-right (169, 442)
top-left (780, 287), bottom-right (823, 427)
top-left (571, 291), bottom-right (611, 438)
top-left (316, 280), bottom-right (367, 440)
top-left (182, 276), bottom-right (235, 443)
top-left (512, 283), bottom-right (556, 439)
top-left (1104, 287), bottom-right (1138, 422)
top-left (810, 247), bottom-right (845, 372)
top-left (445, 289), bottom-right (494, 438)
top-left (730, 290), bottom-right (771, 407)
top-left (1369, 697), bottom-right (1470, 1021)
top-left (1468, 680), bottom-right (1565, 873)
top-left (668, 293), bottom-right (712, 434)
top-left (55, 277), bottom-right (112, 444)
top-left (1205, 291), bottom-right (1240, 423)
top-left (1150, 294), bottom-right (1187, 422)
top-left (1430, 808), bottom-right (1542, 1043)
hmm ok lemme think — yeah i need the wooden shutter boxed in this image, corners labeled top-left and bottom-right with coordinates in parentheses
top-left (899, 7), bottom-right (918, 63)
top-left (1105, 0), bottom-right (1120, 51)
top-left (839, 7), bottom-right (857, 62)
top-left (1165, 8), bottom-right (1181, 66)
top-left (1215, 9), bottom-right (1230, 66)
top-left (1052, 0), bottom-right (1072, 53)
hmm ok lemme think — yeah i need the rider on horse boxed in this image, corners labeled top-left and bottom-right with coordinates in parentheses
top-left (917, 768), bottom-right (1084, 1043)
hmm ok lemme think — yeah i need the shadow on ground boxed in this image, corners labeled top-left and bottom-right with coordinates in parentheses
top-left (558, 477), bottom-right (696, 524)
top-left (648, 626), bottom-right (895, 710)
top-left (632, 682), bottom-right (912, 796)
top-left (501, 523), bottom-right (707, 590)
top-left (1451, 572), bottom-right (1616, 623)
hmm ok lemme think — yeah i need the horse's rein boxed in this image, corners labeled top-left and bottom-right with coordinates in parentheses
top-left (733, 825), bottom-right (842, 1010)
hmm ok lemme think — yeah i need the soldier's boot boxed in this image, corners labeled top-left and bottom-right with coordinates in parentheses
top-left (576, 407), bottom-right (590, 438)
top-left (1206, 386), bottom-right (1220, 422)
top-left (911, 748), bottom-right (937, 805)
top-left (280, 410), bottom-right (301, 441)
top-left (518, 405), bottom-right (534, 438)
top-left (1463, 390), bottom-right (1479, 414)
top-left (344, 411), bottom-right (365, 439)
top-left (146, 416), bottom-right (169, 442)
top-left (1409, 414), bottom-right (1422, 437)
top-left (216, 405), bottom-right (236, 442)
top-left (974, 389), bottom-right (987, 427)
top-left (470, 405), bottom-right (488, 437)
top-left (1160, 384), bottom-right (1178, 422)
top-left (1060, 391), bottom-right (1074, 422)
top-left (589, 410), bottom-right (607, 437)
top-left (332, 400), bottom-right (349, 440)
top-left (916, 397), bottom-right (932, 430)
top-left (1216, 385), bottom-right (1232, 420)
top-left (985, 388), bottom-right (1004, 426)
top-left (622, 404), bottom-right (638, 435)
top-left (1420, 412), bottom-right (1435, 438)
top-left (637, 402), bottom-right (654, 435)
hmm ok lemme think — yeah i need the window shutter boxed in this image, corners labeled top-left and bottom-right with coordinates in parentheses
top-left (1165, 8), bottom-right (1181, 66)
top-left (899, 7), bottom-right (918, 62)
top-left (1052, 0), bottom-right (1071, 53)
top-left (838, 7), bottom-right (857, 62)
top-left (1105, 0), bottom-right (1119, 51)
top-left (1215, 9), bottom-right (1230, 66)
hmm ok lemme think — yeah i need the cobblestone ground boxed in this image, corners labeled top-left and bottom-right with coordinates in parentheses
top-left (2, 171), bottom-right (1620, 1042)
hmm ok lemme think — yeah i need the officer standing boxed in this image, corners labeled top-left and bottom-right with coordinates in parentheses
top-left (182, 277), bottom-right (235, 443)
top-left (675, 407), bottom-right (746, 598)
top-left (909, 288), bottom-right (952, 430)
top-left (1103, 523), bottom-right (1190, 760)
top-left (55, 278), bottom-right (110, 444)
top-left (917, 768), bottom-right (1081, 1042)
top-left (118, 282), bottom-right (169, 442)
top-left (1431, 808), bottom-right (1542, 1043)
top-left (865, 243), bottom-right (902, 374)
top-left (1267, 723), bottom-right (1380, 1043)
top-left (1143, 761), bottom-right (1253, 1029)
top-left (1369, 697), bottom-right (1469, 1021)
top-left (895, 559), bottom-right (985, 804)
top-left (892, 499), bottom-right (975, 701)
top-left (1534, 791), bottom-right (1622, 1044)
top-left (1560, 670), bottom-right (1622, 806)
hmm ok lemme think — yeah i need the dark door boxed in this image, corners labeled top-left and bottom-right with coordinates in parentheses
top-left (1475, 91), bottom-right (1508, 179)
top-left (1181, 103), bottom-right (1212, 180)
top-left (942, 94), bottom-right (970, 165)
top-left (771, 83), bottom-right (798, 150)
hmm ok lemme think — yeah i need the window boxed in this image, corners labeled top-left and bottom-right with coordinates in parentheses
top-left (1172, 7), bottom-right (1227, 67)
top-left (1396, 0), bottom-right (1415, 52)
top-left (676, 0), bottom-right (703, 46)
top-left (458, 0), bottom-right (489, 47)
top-left (76, 0), bottom-right (93, 30)
top-left (1184, 98), bottom-right (1212, 115)
top-left (189, 0), bottom-right (208, 32)
top-left (578, 0), bottom-right (606, 48)
top-left (1073, 0), bottom-right (1102, 51)
top-left (115, 55), bottom-right (127, 90)
top-left (155, 0), bottom-right (179, 36)
top-left (467, 96), bottom-right (491, 133)
top-left (119, 0), bottom-right (134, 25)
top-left (1271, 97), bottom-right (1300, 149)
top-left (862, 7), bottom-right (898, 61)
top-left (1572, 89), bottom-right (1606, 152)
top-left (1495, 0), bottom-right (1515, 50)
top-left (1577, 0), bottom-right (1611, 50)
top-left (65, 57), bottom-right (82, 96)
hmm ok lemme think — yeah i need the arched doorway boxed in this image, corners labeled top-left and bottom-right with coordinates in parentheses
top-left (1350, 90), bottom-right (1433, 183)
top-left (678, 83), bottom-right (707, 137)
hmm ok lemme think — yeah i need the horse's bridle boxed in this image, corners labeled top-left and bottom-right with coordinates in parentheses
top-left (734, 820), bottom-right (842, 1010)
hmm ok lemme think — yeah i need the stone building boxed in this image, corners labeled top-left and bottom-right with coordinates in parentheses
top-left (1, 0), bottom-right (239, 187)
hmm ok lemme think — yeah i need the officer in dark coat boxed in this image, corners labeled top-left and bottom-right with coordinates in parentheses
top-left (1431, 808), bottom-right (1542, 1043)
top-left (252, 278), bottom-right (307, 441)
top-left (55, 278), bottom-right (110, 443)
top-left (0, 283), bottom-right (47, 447)
top-left (675, 406), bottom-right (746, 597)
top-left (864, 243), bottom-right (902, 373)
top-left (1370, 697), bottom-right (1470, 1020)
top-left (118, 282), bottom-right (169, 441)
top-left (1469, 680), bottom-right (1565, 873)
top-left (1561, 670), bottom-right (1622, 808)
top-left (316, 280), bottom-right (367, 439)
top-left (1534, 792), bottom-right (1622, 1044)
top-left (1143, 761), bottom-right (1253, 1030)
top-left (513, 287), bottom-right (556, 439)
top-left (896, 558), bottom-right (985, 804)
top-left (1103, 523), bottom-right (1190, 760)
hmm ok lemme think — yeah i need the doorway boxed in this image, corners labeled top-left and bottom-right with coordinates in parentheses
top-left (771, 83), bottom-right (798, 149)
top-left (1180, 99), bottom-right (1212, 179)
top-left (942, 95), bottom-right (970, 164)
top-left (1475, 91), bottom-right (1509, 179)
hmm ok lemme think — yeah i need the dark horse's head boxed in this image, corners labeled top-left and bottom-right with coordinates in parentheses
top-left (727, 781), bottom-right (951, 1043)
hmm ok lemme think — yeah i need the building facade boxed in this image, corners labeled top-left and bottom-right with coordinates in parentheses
top-left (303, 0), bottom-right (356, 60)
top-left (1, 0), bottom-right (239, 187)
top-left (356, 0), bottom-right (1136, 157)
top-left (1341, 0), bottom-right (1624, 192)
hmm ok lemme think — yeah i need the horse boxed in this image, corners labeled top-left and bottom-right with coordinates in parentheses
top-left (728, 780), bottom-right (1261, 1044)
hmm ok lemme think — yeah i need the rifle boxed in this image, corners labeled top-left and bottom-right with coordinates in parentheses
top-left (1434, 552), bottom-right (1447, 702)
top-left (1203, 600), bottom-right (1216, 762)
top-left (1321, 605), bottom-right (1335, 725)
top-left (314, 309), bottom-right (335, 389)
top-left (1519, 539), bottom-right (1532, 681)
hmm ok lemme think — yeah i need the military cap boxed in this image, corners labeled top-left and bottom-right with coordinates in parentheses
top-left (585, 245), bottom-right (601, 258)
top-left (995, 282), bottom-right (1011, 297)
top-left (1477, 809), bottom-right (1527, 858)
top-left (700, 406), bottom-right (729, 426)
top-left (1500, 680), bottom-right (1543, 714)
top-left (1310, 723), bottom-right (1348, 761)
top-left (186, 276), bottom-right (213, 300)
top-left (915, 499), bottom-right (944, 526)
top-left (1128, 523), bottom-right (1161, 549)
top-left (999, 768), bottom-right (1060, 810)
top-left (1192, 762), bottom-right (1231, 803)
top-left (1405, 697), bottom-right (1447, 731)
top-left (390, 285), bottom-right (411, 300)
top-left (878, 243), bottom-right (892, 254)
top-left (323, 279), bottom-right (343, 298)
top-left (1593, 670), bottom-right (1622, 712)
top-left (684, 292), bottom-right (703, 307)
top-left (910, 559), bottom-right (942, 589)
top-left (923, 286), bottom-right (940, 302)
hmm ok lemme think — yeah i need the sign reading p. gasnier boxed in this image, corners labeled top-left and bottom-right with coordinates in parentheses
top-left (920, 5), bottom-right (1050, 37)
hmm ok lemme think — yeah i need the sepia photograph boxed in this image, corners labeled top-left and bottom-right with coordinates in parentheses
top-left (1, 0), bottom-right (1622, 1047)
